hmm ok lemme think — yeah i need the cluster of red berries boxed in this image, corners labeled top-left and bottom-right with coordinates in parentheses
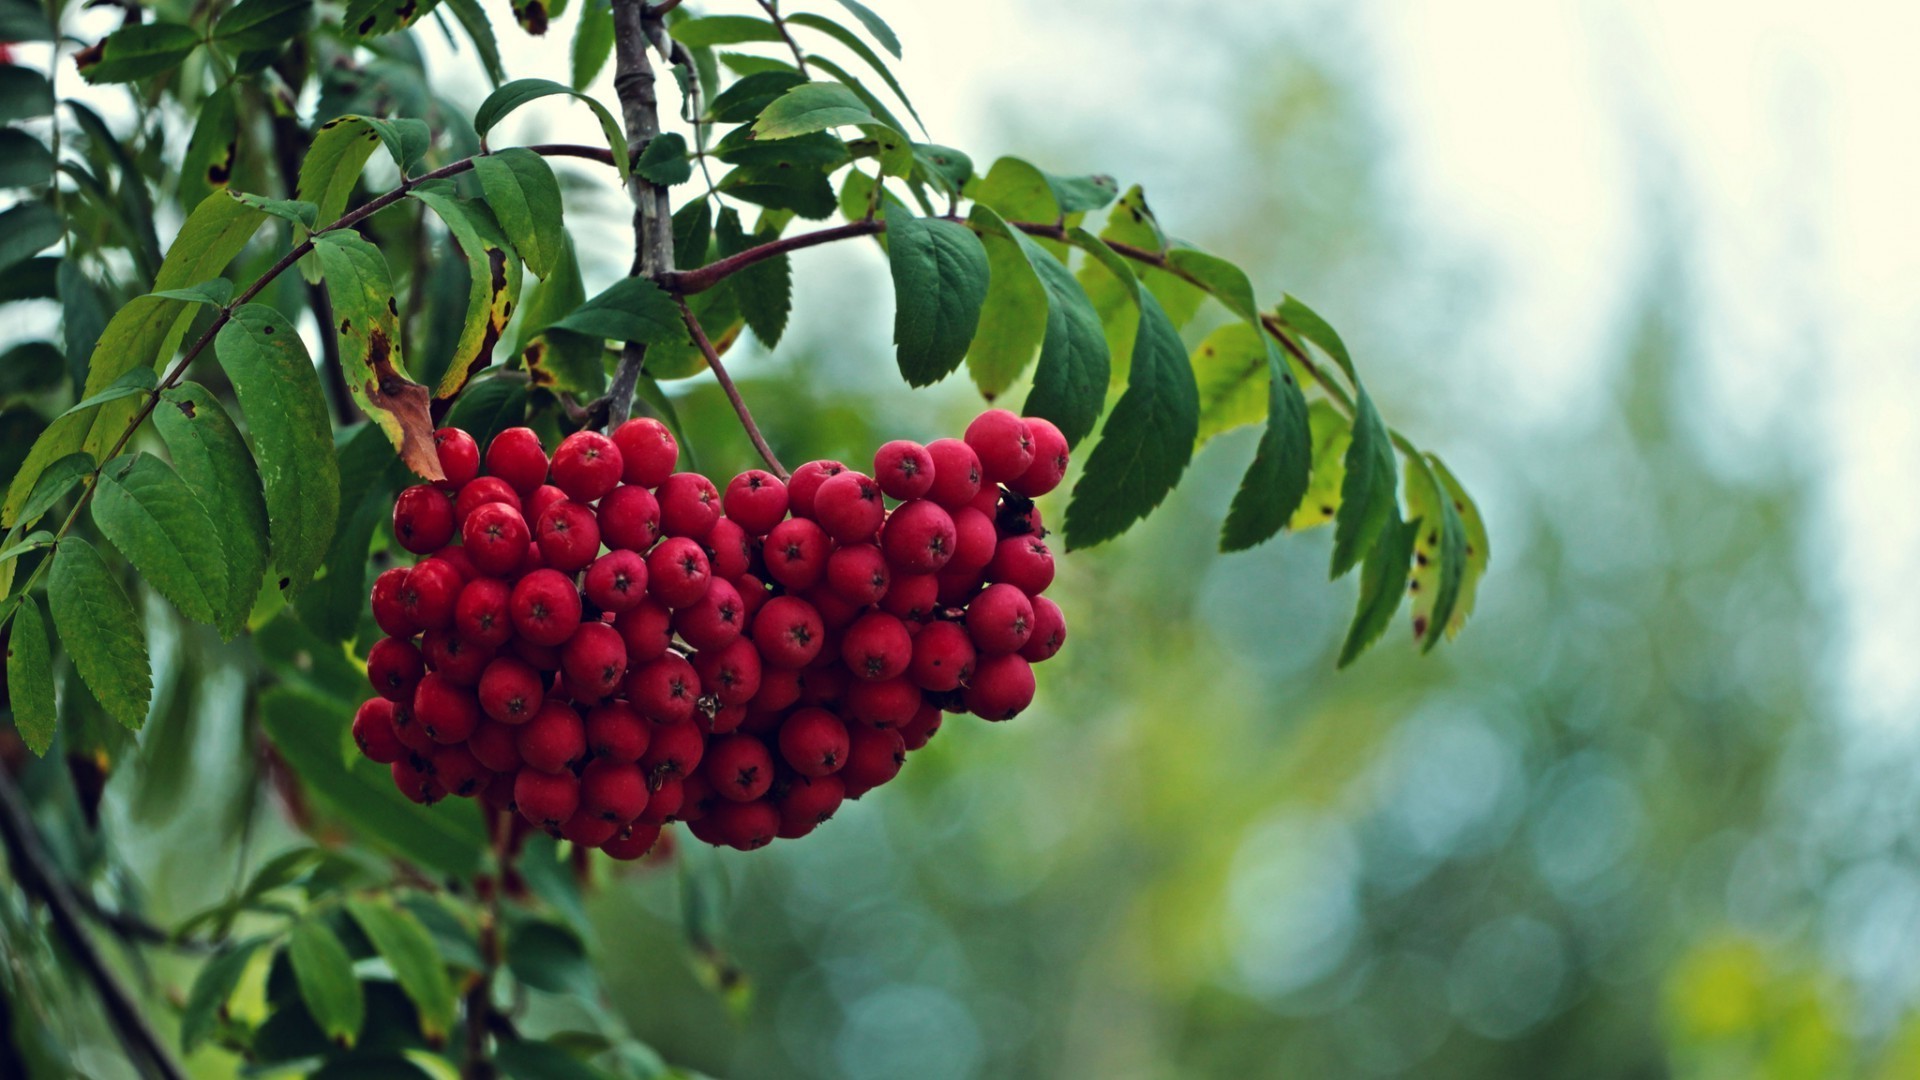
top-left (349, 408), bottom-right (1069, 855)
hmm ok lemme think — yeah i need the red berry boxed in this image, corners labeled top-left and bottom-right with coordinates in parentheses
top-left (512, 637), bottom-right (562, 672)
top-left (486, 427), bottom-right (549, 494)
top-left (370, 567), bottom-right (417, 638)
top-left (878, 572), bottom-right (940, 623)
top-left (786, 460), bottom-right (847, 519)
top-left (584, 550), bottom-right (648, 612)
top-left (463, 502), bottom-right (532, 577)
top-left (393, 485), bottom-right (454, 553)
top-left (640, 718), bottom-right (705, 778)
top-left (764, 517), bottom-right (830, 591)
top-left (948, 506), bottom-right (998, 574)
top-left (704, 734), bottom-right (774, 802)
top-left (873, 440), bottom-right (935, 501)
top-left (842, 611), bottom-right (912, 682)
top-left (613, 598), bottom-right (673, 664)
top-left (813, 471), bottom-right (884, 543)
top-left (1021, 596), bottom-right (1066, 662)
top-left (692, 637), bottom-right (762, 706)
top-left (413, 672), bottom-right (480, 743)
top-left (752, 595), bottom-right (825, 670)
top-left (525, 483), bottom-right (568, 527)
top-left (935, 563), bottom-right (984, 608)
top-left (467, 718), bottom-right (524, 772)
top-left (390, 704), bottom-right (436, 755)
top-left (399, 558), bottom-right (462, 631)
top-left (535, 500), bottom-right (601, 573)
top-left (796, 665), bottom-right (848, 708)
top-left (801, 584), bottom-right (862, 632)
top-left (421, 628), bottom-right (494, 686)
top-left (965, 409), bottom-right (1035, 483)
top-left (509, 569), bottom-right (582, 647)
top-left (1009, 416), bottom-right (1068, 496)
top-left (514, 768), bottom-right (579, 827)
top-left (559, 809), bottom-right (621, 847)
top-left (925, 438), bottom-right (982, 509)
top-left (900, 701), bottom-right (943, 750)
top-left (581, 758), bottom-right (649, 821)
top-left (880, 499), bottom-right (956, 573)
top-left (646, 536), bottom-right (711, 609)
top-left (840, 725), bottom-right (905, 798)
top-left (968, 482), bottom-right (1002, 519)
top-left (602, 823), bottom-right (662, 859)
top-left (777, 774), bottom-right (845, 838)
top-left (734, 573), bottom-right (770, 623)
top-left (673, 577), bottom-right (744, 651)
top-left (454, 577), bottom-right (514, 648)
top-left (432, 427), bottom-right (480, 491)
top-left (586, 701), bottom-right (651, 762)
top-left (454, 476), bottom-right (522, 525)
top-left (428, 545), bottom-right (478, 584)
top-left (561, 622), bottom-right (628, 702)
top-left (705, 703), bottom-right (748, 735)
top-left (516, 701), bottom-right (586, 773)
top-left (636, 776), bottom-right (684, 824)
top-left (751, 668), bottom-right (803, 713)
top-left (843, 676), bottom-right (922, 728)
top-left (657, 472), bottom-right (721, 540)
top-left (709, 799), bottom-right (778, 850)
top-left (722, 470), bottom-right (789, 536)
top-left (392, 756), bottom-right (443, 804)
top-left (908, 620), bottom-right (975, 692)
top-left (551, 430), bottom-right (624, 503)
top-left (430, 742), bottom-right (487, 797)
top-left (777, 707), bottom-right (848, 776)
top-left (611, 418), bottom-right (677, 488)
top-left (706, 523), bottom-right (754, 585)
top-left (826, 543), bottom-right (890, 605)
top-left (626, 654), bottom-right (701, 725)
top-left (367, 636), bottom-right (426, 702)
top-left (987, 535), bottom-right (1055, 596)
top-left (965, 583), bottom-right (1035, 656)
top-left (353, 698), bottom-right (405, 763)
top-left (597, 484), bottom-right (662, 552)
top-left (965, 653), bottom-right (1035, 720)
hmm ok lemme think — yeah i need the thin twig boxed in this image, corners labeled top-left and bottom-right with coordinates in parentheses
top-left (755, 0), bottom-right (810, 76)
top-left (676, 297), bottom-right (786, 479)
top-left (661, 219), bottom-right (884, 294)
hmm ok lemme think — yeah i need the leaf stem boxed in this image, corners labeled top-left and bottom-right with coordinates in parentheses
top-left (755, 0), bottom-right (811, 77)
top-left (676, 297), bottom-right (787, 479)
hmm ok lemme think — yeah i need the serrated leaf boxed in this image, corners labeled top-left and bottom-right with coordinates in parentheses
top-left (833, 0), bottom-right (899, 56)
top-left (411, 180), bottom-right (524, 400)
top-left (1289, 400), bottom-right (1351, 532)
top-left (475, 147), bottom-right (566, 278)
top-left (287, 919), bottom-right (365, 1047)
top-left (92, 454), bottom-right (226, 625)
top-left (7, 595), bottom-right (54, 755)
top-left (634, 132), bottom-right (692, 187)
top-left (1405, 453), bottom-right (1466, 651)
top-left (552, 276), bottom-right (688, 347)
top-left (214, 0), bottom-right (313, 51)
top-left (752, 81), bottom-right (876, 140)
top-left (716, 160), bottom-right (837, 219)
top-left (1338, 515), bottom-right (1419, 668)
top-left (0, 66), bottom-right (53, 124)
top-left (47, 538), bottom-right (149, 729)
top-left (787, 13), bottom-right (923, 136)
top-left (2, 415), bottom-right (89, 529)
top-left (153, 385), bottom-right (268, 638)
top-left (313, 232), bottom-right (442, 481)
top-left (345, 898), bottom-right (456, 1043)
top-left (15, 452), bottom-right (92, 532)
top-left (341, 0), bottom-right (441, 38)
top-left (181, 937), bottom-right (267, 1054)
top-left (230, 192), bottom-right (318, 229)
top-left (961, 205), bottom-right (1047, 397)
top-left (1192, 322), bottom-right (1269, 443)
top-left (1166, 248), bottom-right (1259, 322)
top-left (1275, 293), bottom-right (1356, 382)
top-left (215, 305), bottom-right (340, 593)
top-left (472, 79), bottom-right (629, 182)
top-left (1330, 388), bottom-right (1396, 579)
top-left (444, 0), bottom-right (506, 86)
top-left (1219, 341), bottom-right (1313, 550)
top-left (976, 155), bottom-right (1117, 220)
top-left (888, 214), bottom-right (988, 386)
top-left (669, 14), bottom-right (780, 47)
top-left (296, 117), bottom-right (381, 247)
top-left (570, 0), bottom-right (613, 91)
top-left (77, 22), bottom-right (200, 84)
top-left (672, 195), bottom-right (713, 266)
top-left (709, 70), bottom-right (805, 123)
top-left (177, 85), bottom-right (237, 209)
top-left (1430, 455), bottom-right (1488, 639)
top-left (715, 207), bottom-right (791, 348)
top-left (1062, 287), bottom-right (1197, 548)
top-left (0, 128), bottom-right (52, 188)
top-left (1000, 225), bottom-right (1110, 446)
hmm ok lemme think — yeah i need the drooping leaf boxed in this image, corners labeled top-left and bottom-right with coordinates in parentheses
top-left (0, 201), bottom-right (59, 273)
top-left (552, 276), bottom-right (688, 347)
top-left (888, 213), bottom-right (988, 387)
top-left (91, 454), bottom-right (226, 625)
top-left (443, 0), bottom-right (507, 87)
top-left (1329, 388), bottom-right (1397, 580)
top-left (474, 147), bottom-right (566, 277)
top-left (6, 595), bottom-right (54, 755)
top-left (1289, 400), bottom-right (1351, 532)
top-left (77, 22), bottom-right (201, 84)
top-left (1191, 322), bottom-right (1269, 443)
top-left (569, 0), bottom-right (613, 90)
top-left (714, 207), bottom-right (791, 348)
top-left (472, 78), bottom-right (629, 182)
top-left (0, 66), bottom-right (53, 124)
top-left (213, 0), bottom-right (313, 52)
top-left (997, 226), bottom-right (1110, 446)
top-left (668, 14), bottom-right (780, 47)
top-left (287, 918), bottom-right (365, 1048)
top-left (345, 898), bottom-right (456, 1044)
top-left (150, 278), bottom-right (234, 307)
top-left (962, 206), bottom-right (1047, 399)
top-left (47, 538), bottom-right (149, 730)
top-left (1274, 293), bottom-right (1357, 382)
top-left (411, 181), bottom-right (524, 400)
top-left (229, 191), bottom-right (317, 228)
top-left (709, 70), bottom-right (806, 123)
top-left (313, 232), bottom-right (443, 481)
top-left (65, 366), bottom-right (156, 414)
top-left (214, 305), bottom-right (341, 593)
top-left (1, 413), bottom-right (89, 528)
top-left (833, 0), bottom-right (900, 57)
top-left (1220, 330), bottom-right (1314, 552)
top-left (15, 453), bottom-right (92, 533)
top-left (911, 143), bottom-right (973, 196)
top-left (0, 128), bottom-right (52, 188)
top-left (752, 81), bottom-right (877, 140)
top-left (0, 341), bottom-right (62, 396)
top-left (1338, 515), bottom-right (1419, 668)
top-left (786, 13), bottom-right (923, 135)
top-left (181, 937), bottom-right (268, 1054)
top-left (1405, 453), bottom-right (1467, 651)
top-left (153, 384), bottom-right (269, 639)
top-left (1430, 455), bottom-right (1488, 639)
top-left (804, 55), bottom-right (909, 138)
top-left (717, 159), bottom-right (837, 219)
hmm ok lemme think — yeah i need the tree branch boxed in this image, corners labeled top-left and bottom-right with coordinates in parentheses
top-left (607, 0), bottom-right (678, 431)
top-left (662, 219), bottom-right (884, 295)
top-left (676, 298), bottom-right (786, 479)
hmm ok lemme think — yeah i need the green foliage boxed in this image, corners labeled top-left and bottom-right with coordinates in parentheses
top-left (5, 595), bottom-right (53, 754)
top-left (888, 213), bottom-right (989, 386)
top-left (288, 918), bottom-right (366, 1047)
top-left (47, 538), bottom-right (149, 729)
top-left (152, 384), bottom-right (269, 638)
top-left (91, 454), bottom-right (226, 626)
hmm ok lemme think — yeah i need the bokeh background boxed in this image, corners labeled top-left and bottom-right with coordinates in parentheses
top-left (45, 0), bottom-right (1920, 1077)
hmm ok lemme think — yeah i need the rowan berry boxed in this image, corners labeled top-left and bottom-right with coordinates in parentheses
top-left (842, 611), bottom-right (913, 681)
top-left (1009, 416), bottom-right (1068, 496)
top-left (370, 566), bottom-right (417, 638)
top-left (966, 583), bottom-right (1035, 656)
top-left (551, 430), bottom-right (624, 503)
top-left (413, 672), bottom-right (480, 743)
top-left (658, 472), bottom-right (721, 540)
top-left (535, 500), bottom-right (601, 572)
top-left (353, 698), bottom-right (405, 764)
top-left (561, 622), bottom-right (628, 702)
top-left (584, 550), bottom-right (648, 613)
top-left (626, 654), bottom-right (701, 725)
top-left (421, 628), bottom-right (494, 686)
top-left (764, 517), bottom-right (830, 591)
top-left (722, 470), bottom-right (788, 536)
top-left (611, 417), bottom-right (677, 488)
top-left (987, 534), bottom-right (1055, 596)
top-left (778, 707), bottom-right (849, 776)
top-left (925, 438), bottom-right (982, 509)
top-left (486, 427), bottom-right (550, 494)
top-left (881, 499), bottom-right (956, 573)
top-left (1021, 596), bottom-right (1067, 663)
top-left (752, 595), bottom-right (825, 669)
top-left (514, 768), bottom-right (579, 827)
top-left (640, 717), bottom-right (705, 779)
top-left (964, 409), bottom-right (1035, 483)
top-left (840, 725), bottom-right (905, 797)
top-left (597, 484), bottom-right (662, 551)
top-left (453, 475), bottom-right (521, 524)
top-left (873, 439), bottom-right (935, 501)
top-left (581, 758), bottom-right (649, 822)
top-left (776, 774), bottom-right (845, 839)
top-left (454, 577), bottom-right (513, 648)
top-left (432, 427), bottom-right (480, 491)
top-left (367, 636), bottom-right (426, 702)
top-left (813, 470), bottom-right (884, 543)
top-left (704, 734), bottom-right (774, 802)
top-left (393, 484), bottom-right (454, 553)
top-left (908, 620), bottom-right (976, 692)
top-left (673, 577), bottom-right (745, 651)
top-left (965, 653), bottom-right (1035, 720)
top-left (709, 798), bottom-right (779, 850)
top-left (585, 701), bottom-right (650, 762)
top-left (510, 568), bottom-right (583, 647)
top-left (786, 459), bottom-right (846, 519)
top-left (613, 597), bottom-right (674, 664)
top-left (463, 502), bottom-right (532, 577)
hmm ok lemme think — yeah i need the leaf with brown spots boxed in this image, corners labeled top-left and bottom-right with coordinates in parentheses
top-left (410, 180), bottom-right (524, 401)
top-left (313, 231), bottom-right (444, 482)
top-left (1404, 451), bottom-right (1466, 651)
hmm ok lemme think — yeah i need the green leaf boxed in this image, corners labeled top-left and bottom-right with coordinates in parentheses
top-left (911, 143), bottom-right (972, 195)
top-left (260, 685), bottom-right (488, 875)
top-left (1275, 293), bottom-right (1356, 382)
top-left (295, 116), bottom-right (425, 278)
top-left (0, 1), bottom-right (53, 41)
top-left (149, 278), bottom-right (234, 307)
top-left (505, 919), bottom-right (595, 996)
top-left (633, 132), bottom-right (692, 187)
top-left (230, 192), bottom-right (317, 229)
top-left (47, 538), bottom-right (149, 729)
top-left (293, 424), bottom-right (397, 642)
top-left (0, 129), bottom-right (52, 188)
top-left (341, 0), bottom-right (442, 37)
top-left (1220, 335), bottom-right (1313, 551)
top-left (1338, 515), bottom-right (1419, 668)
top-left (444, 0), bottom-right (507, 87)
top-left (1430, 455), bottom-right (1488, 639)
top-left (472, 79), bottom-right (629, 183)
top-left (78, 22), bottom-right (201, 84)
top-left (832, 0), bottom-right (900, 58)
top-left (287, 919), bottom-right (365, 1048)
top-left (752, 81), bottom-right (877, 139)
top-left (0, 66), bottom-right (53, 124)
top-left (0, 531), bottom-right (52, 566)
top-left (313, 232), bottom-right (442, 481)
top-left (1005, 227), bottom-right (1110, 446)
top-left (214, 0), bottom-right (313, 51)
top-left (715, 207), bottom-right (791, 348)
top-left (710, 70), bottom-right (806, 123)
top-left (1165, 248), bottom-right (1259, 321)
top-left (345, 898), bottom-right (456, 1044)
top-left (475, 147), bottom-right (566, 278)
top-left (1191, 322), bottom-right (1269, 443)
top-left (552, 276), bottom-right (688, 347)
top-left (718, 51), bottom-right (798, 77)
top-left (569, 0), bottom-right (613, 91)
top-left (411, 180), bottom-right (524, 400)
top-left (1405, 453), bottom-right (1467, 651)
top-left (178, 88), bottom-right (237, 210)
top-left (668, 14), bottom-right (780, 47)
top-left (1329, 388), bottom-right (1397, 580)
top-left (181, 938), bottom-right (267, 1053)
top-left (91, 454), bottom-right (226, 625)
top-left (888, 213), bottom-right (988, 387)
top-left (975, 156), bottom-right (1117, 220)
top-left (0, 201), bottom-right (59, 273)
top-left (511, 235), bottom-right (603, 397)
top-left (962, 206), bottom-right (1047, 398)
top-left (495, 1037), bottom-right (617, 1080)
top-left (65, 366), bottom-right (156, 414)
top-left (1289, 400), bottom-right (1351, 532)
top-left (1, 415), bottom-right (89, 529)
top-left (787, 13), bottom-right (923, 135)
top-left (215, 305), bottom-right (341, 593)
top-left (153, 384), bottom-right (268, 639)
top-left (717, 160), bottom-right (837, 220)
top-left (1062, 286), bottom-right (1197, 548)
top-left (444, 376), bottom-right (527, 449)
top-left (7, 596), bottom-right (54, 755)
top-left (15, 452), bottom-right (92, 532)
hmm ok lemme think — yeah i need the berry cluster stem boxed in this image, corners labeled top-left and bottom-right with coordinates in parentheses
top-left (676, 297), bottom-right (789, 480)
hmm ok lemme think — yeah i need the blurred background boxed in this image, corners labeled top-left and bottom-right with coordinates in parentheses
top-left (47, 0), bottom-right (1920, 1076)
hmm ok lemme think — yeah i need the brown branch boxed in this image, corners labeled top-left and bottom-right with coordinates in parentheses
top-left (662, 219), bottom-right (885, 295)
top-left (755, 0), bottom-right (810, 76)
top-left (607, 0), bottom-right (678, 430)
top-left (676, 297), bottom-right (786, 479)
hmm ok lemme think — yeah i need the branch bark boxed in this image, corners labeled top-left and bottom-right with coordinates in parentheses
top-left (607, 0), bottom-right (678, 430)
